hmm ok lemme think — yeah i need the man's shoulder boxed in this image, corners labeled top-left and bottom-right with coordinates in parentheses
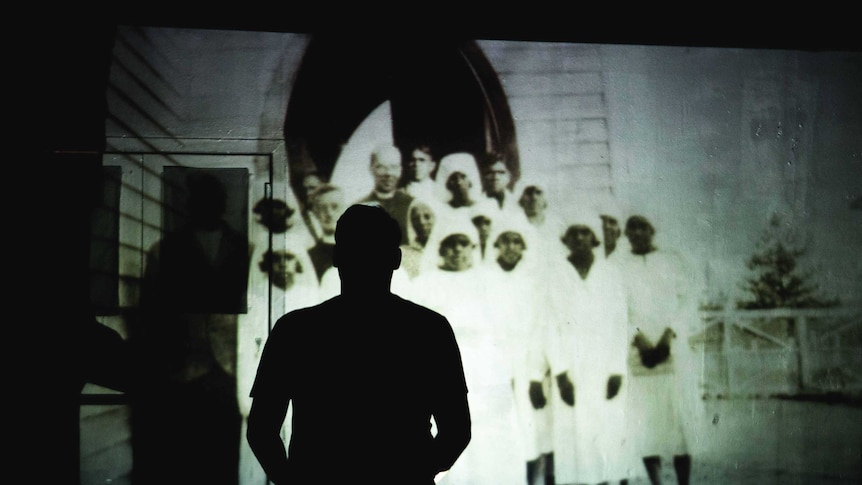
top-left (272, 298), bottom-right (336, 330)
top-left (393, 292), bottom-right (434, 311)
top-left (391, 294), bottom-right (450, 325)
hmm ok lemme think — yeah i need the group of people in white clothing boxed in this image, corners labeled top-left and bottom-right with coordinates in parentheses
top-left (247, 142), bottom-right (702, 485)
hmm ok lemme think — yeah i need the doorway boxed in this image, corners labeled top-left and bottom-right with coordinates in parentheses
top-left (283, 36), bottom-right (520, 198)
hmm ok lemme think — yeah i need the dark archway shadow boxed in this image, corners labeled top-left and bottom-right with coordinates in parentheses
top-left (284, 35), bottom-right (520, 196)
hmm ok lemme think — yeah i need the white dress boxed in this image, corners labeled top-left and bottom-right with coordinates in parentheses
top-left (544, 258), bottom-right (630, 484)
top-left (411, 265), bottom-right (524, 485)
top-left (484, 255), bottom-right (555, 465)
top-left (527, 209), bottom-right (570, 267)
top-left (618, 249), bottom-right (699, 463)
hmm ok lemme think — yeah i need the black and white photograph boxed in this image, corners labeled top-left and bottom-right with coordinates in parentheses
top-left (30, 20), bottom-right (860, 485)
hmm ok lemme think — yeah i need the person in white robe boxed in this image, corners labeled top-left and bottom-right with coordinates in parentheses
top-left (617, 214), bottom-right (700, 485)
top-left (433, 152), bottom-right (500, 229)
top-left (531, 211), bottom-right (630, 485)
top-left (483, 215), bottom-right (555, 485)
top-left (401, 143), bottom-right (440, 205)
top-left (592, 193), bottom-right (628, 264)
top-left (410, 217), bottom-right (523, 485)
top-left (478, 152), bottom-right (524, 220)
top-left (399, 198), bottom-right (438, 280)
top-left (515, 177), bottom-right (569, 270)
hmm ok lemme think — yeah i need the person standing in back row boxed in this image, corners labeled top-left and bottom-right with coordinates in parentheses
top-left (356, 143), bottom-right (415, 246)
top-left (306, 183), bottom-right (346, 282)
top-left (247, 204), bottom-right (471, 484)
top-left (402, 142), bottom-right (440, 205)
top-left (480, 152), bottom-right (520, 218)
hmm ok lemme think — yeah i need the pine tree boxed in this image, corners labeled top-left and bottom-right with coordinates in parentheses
top-left (737, 213), bottom-right (839, 309)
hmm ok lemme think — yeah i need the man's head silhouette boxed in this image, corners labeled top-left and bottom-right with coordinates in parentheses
top-left (333, 204), bottom-right (402, 292)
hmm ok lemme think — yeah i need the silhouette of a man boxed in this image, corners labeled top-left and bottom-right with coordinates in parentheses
top-left (247, 203), bottom-right (471, 484)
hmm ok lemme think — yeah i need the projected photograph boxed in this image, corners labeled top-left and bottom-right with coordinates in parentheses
top-left (79, 26), bottom-right (861, 485)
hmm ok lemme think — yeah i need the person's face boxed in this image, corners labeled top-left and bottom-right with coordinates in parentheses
top-left (483, 161), bottom-right (510, 195)
top-left (270, 251), bottom-right (300, 290)
top-left (272, 205), bottom-right (291, 222)
top-left (601, 215), bottom-right (621, 246)
top-left (312, 191), bottom-right (344, 234)
top-left (563, 225), bottom-right (597, 255)
top-left (258, 202), bottom-right (293, 232)
top-left (446, 172), bottom-right (471, 197)
top-left (439, 234), bottom-right (474, 271)
top-left (407, 149), bottom-right (436, 182)
top-left (519, 185), bottom-right (547, 217)
top-left (302, 175), bottom-right (322, 202)
top-left (410, 203), bottom-right (435, 241)
top-left (495, 231), bottom-right (526, 268)
top-left (371, 153), bottom-right (403, 193)
top-left (625, 219), bottom-right (654, 254)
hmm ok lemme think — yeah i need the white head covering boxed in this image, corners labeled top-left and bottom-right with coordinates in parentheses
top-left (403, 197), bottom-right (438, 248)
top-left (485, 212), bottom-right (540, 269)
top-left (435, 152), bottom-right (482, 204)
top-left (514, 174), bottom-right (556, 221)
top-left (593, 192), bottom-right (627, 224)
top-left (560, 208), bottom-right (604, 248)
top-left (420, 213), bottom-right (481, 273)
top-left (487, 213), bottom-right (536, 251)
top-left (513, 173), bottom-right (549, 198)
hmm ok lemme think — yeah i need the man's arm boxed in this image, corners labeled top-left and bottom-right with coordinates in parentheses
top-left (428, 316), bottom-right (472, 476)
top-left (429, 392), bottom-right (471, 475)
top-left (246, 396), bottom-right (290, 484)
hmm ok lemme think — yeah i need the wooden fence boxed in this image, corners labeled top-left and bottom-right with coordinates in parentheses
top-left (692, 307), bottom-right (862, 397)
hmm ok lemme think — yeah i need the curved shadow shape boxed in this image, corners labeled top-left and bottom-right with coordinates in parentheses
top-left (284, 35), bottom-right (520, 197)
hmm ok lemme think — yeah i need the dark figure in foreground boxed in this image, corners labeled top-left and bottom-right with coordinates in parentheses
top-left (134, 171), bottom-right (249, 485)
top-left (247, 203), bottom-right (471, 484)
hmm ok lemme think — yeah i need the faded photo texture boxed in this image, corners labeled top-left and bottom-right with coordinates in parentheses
top-left (81, 27), bottom-right (861, 484)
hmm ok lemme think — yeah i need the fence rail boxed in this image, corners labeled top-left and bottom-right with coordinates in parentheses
top-left (692, 307), bottom-right (862, 398)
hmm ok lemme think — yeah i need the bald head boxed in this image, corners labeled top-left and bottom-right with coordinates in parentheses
top-left (370, 144), bottom-right (403, 194)
top-left (370, 144), bottom-right (402, 166)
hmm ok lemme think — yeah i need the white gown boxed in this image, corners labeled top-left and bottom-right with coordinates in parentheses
top-left (544, 258), bottom-right (630, 484)
top-left (618, 249), bottom-right (700, 463)
top-left (487, 255), bottom-right (552, 462)
top-left (411, 265), bottom-right (524, 485)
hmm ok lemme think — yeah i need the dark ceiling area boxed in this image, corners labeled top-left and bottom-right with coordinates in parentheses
top-left (83, 14), bottom-right (862, 52)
